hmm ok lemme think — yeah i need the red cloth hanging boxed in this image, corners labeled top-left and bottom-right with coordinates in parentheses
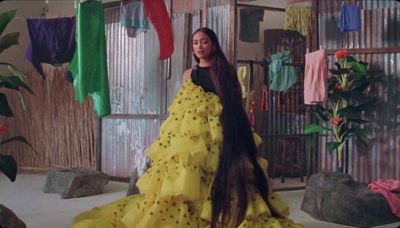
top-left (249, 100), bottom-right (255, 127)
top-left (143, 0), bottom-right (174, 59)
top-left (260, 85), bottom-right (269, 111)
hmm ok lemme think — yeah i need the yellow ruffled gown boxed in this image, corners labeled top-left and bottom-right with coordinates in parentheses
top-left (72, 80), bottom-right (303, 228)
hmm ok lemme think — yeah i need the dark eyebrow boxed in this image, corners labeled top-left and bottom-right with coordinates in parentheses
top-left (193, 38), bottom-right (209, 42)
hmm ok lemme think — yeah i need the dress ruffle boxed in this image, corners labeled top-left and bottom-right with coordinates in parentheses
top-left (72, 80), bottom-right (303, 228)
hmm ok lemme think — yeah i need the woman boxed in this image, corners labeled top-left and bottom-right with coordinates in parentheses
top-left (73, 27), bottom-right (302, 228)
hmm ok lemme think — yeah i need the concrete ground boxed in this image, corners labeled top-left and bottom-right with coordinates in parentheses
top-left (0, 174), bottom-right (399, 228)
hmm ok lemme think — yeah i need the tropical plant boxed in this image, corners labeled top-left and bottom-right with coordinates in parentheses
top-left (0, 9), bottom-right (34, 182)
top-left (304, 50), bottom-right (379, 171)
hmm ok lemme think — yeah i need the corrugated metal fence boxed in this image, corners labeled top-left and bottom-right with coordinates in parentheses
top-left (317, 0), bottom-right (400, 182)
top-left (101, 3), bottom-right (169, 177)
top-left (206, 5), bottom-right (230, 54)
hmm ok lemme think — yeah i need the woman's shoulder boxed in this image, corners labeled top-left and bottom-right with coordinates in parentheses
top-left (182, 68), bottom-right (192, 82)
top-left (182, 66), bottom-right (199, 82)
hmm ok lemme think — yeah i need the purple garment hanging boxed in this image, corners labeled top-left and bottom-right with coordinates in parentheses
top-left (25, 17), bottom-right (76, 81)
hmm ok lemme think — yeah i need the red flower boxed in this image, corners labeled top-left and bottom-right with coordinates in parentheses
top-left (0, 124), bottom-right (7, 132)
top-left (335, 84), bottom-right (343, 90)
top-left (335, 50), bottom-right (348, 59)
top-left (330, 116), bottom-right (342, 126)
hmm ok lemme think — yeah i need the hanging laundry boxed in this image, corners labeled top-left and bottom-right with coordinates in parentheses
top-left (245, 90), bottom-right (255, 127)
top-left (284, 6), bottom-right (312, 37)
top-left (249, 100), bottom-right (255, 127)
top-left (143, 0), bottom-right (174, 59)
top-left (239, 8), bottom-right (264, 43)
top-left (25, 17), bottom-right (76, 81)
top-left (260, 84), bottom-right (268, 111)
top-left (269, 50), bottom-right (297, 92)
top-left (304, 49), bottom-right (328, 105)
top-left (120, 1), bottom-right (150, 38)
top-left (338, 4), bottom-right (361, 32)
top-left (237, 65), bottom-right (250, 99)
top-left (69, 0), bottom-right (111, 117)
top-left (287, 0), bottom-right (311, 4)
top-left (368, 179), bottom-right (400, 218)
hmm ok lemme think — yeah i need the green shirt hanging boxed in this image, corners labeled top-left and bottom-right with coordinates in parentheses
top-left (69, 0), bottom-right (111, 117)
top-left (269, 50), bottom-right (297, 92)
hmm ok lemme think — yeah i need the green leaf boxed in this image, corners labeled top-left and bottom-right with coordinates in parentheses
top-left (339, 106), bottom-right (361, 119)
top-left (345, 56), bottom-right (357, 62)
top-left (314, 105), bottom-right (331, 121)
top-left (349, 61), bottom-right (368, 76)
top-left (339, 100), bottom-right (377, 118)
top-left (329, 69), bottom-right (341, 75)
top-left (335, 62), bottom-right (342, 70)
top-left (342, 127), bottom-right (372, 142)
top-left (0, 92), bottom-right (13, 116)
top-left (0, 75), bottom-right (34, 94)
top-left (350, 79), bottom-right (370, 92)
top-left (356, 99), bottom-right (378, 112)
top-left (0, 136), bottom-right (37, 155)
top-left (327, 142), bottom-right (342, 154)
top-left (304, 124), bottom-right (327, 134)
top-left (330, 68), bottom-right (350, 75)
top-left (356, 137), bottom-right (368, 149)
top-left (1, 136), bottom-right (31, 146)
top-left (7, 64), bottom-right (28, 81)
top-left (347, 118), bottom-right (369, 124)
top-left (0, 32), bottom-right (19, 54)
top-left (0, 62), bottom-right (28, 81)
top-left (0, 154), bottom-right (17, 182)
top-left (0, 10), bottom-right (17, 37)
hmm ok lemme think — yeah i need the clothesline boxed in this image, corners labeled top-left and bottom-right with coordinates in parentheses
top-left (14, 15), bottom-right (75, 20)
top-left (12, 0), bottom-right (141, 19)
top-left (237, 59), bottom-right (304, 67)
top-left (237, 59), bottom-right (264, 65)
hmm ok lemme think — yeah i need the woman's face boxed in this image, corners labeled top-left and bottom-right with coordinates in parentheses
top-left (192, 31), bottom-right (214, 60)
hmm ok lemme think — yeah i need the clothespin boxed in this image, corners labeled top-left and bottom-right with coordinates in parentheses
top-left (306, 48), bottom-right (309, 54)
top-left (41, 0), bottom-right (49, 18)
top-left (341, 1), bottom-right (344, 6)
top-left (319, 45), bottom-right (323, 50)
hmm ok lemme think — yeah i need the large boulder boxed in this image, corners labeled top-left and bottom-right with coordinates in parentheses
top-left (0, 204), bottom-right (26, 228)
top-left (301, 172), bottom-right (399, 227)
top-left (43, 167), bottom-right (109, 199)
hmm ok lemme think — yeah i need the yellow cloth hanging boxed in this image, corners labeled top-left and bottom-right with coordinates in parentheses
top-left (284, 6), bottom-right (313, 36)
top-left (237, 65), bottom-right (250, 99)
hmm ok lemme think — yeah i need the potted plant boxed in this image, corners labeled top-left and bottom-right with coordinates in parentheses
top-left (304, 50), bottom-right (379, 172)
top-left (0, 9), bottom-right (34, 182)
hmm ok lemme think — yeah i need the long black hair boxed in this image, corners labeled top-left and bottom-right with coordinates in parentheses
top-left (192, 27), bottom-right (282, 227)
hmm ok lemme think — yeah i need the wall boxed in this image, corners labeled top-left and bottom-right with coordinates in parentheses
top-left (236, 1), bottom-right (287, 60)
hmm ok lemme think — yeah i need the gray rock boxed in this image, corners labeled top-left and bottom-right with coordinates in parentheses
top-left (126, 169), bottom-right (140, 196)
top-left (0, 204), bottom-right (26, 228)
top-left (301, 172), bottom-right (399, 227)
top-left (43, 167), bottom-right (109, 199)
